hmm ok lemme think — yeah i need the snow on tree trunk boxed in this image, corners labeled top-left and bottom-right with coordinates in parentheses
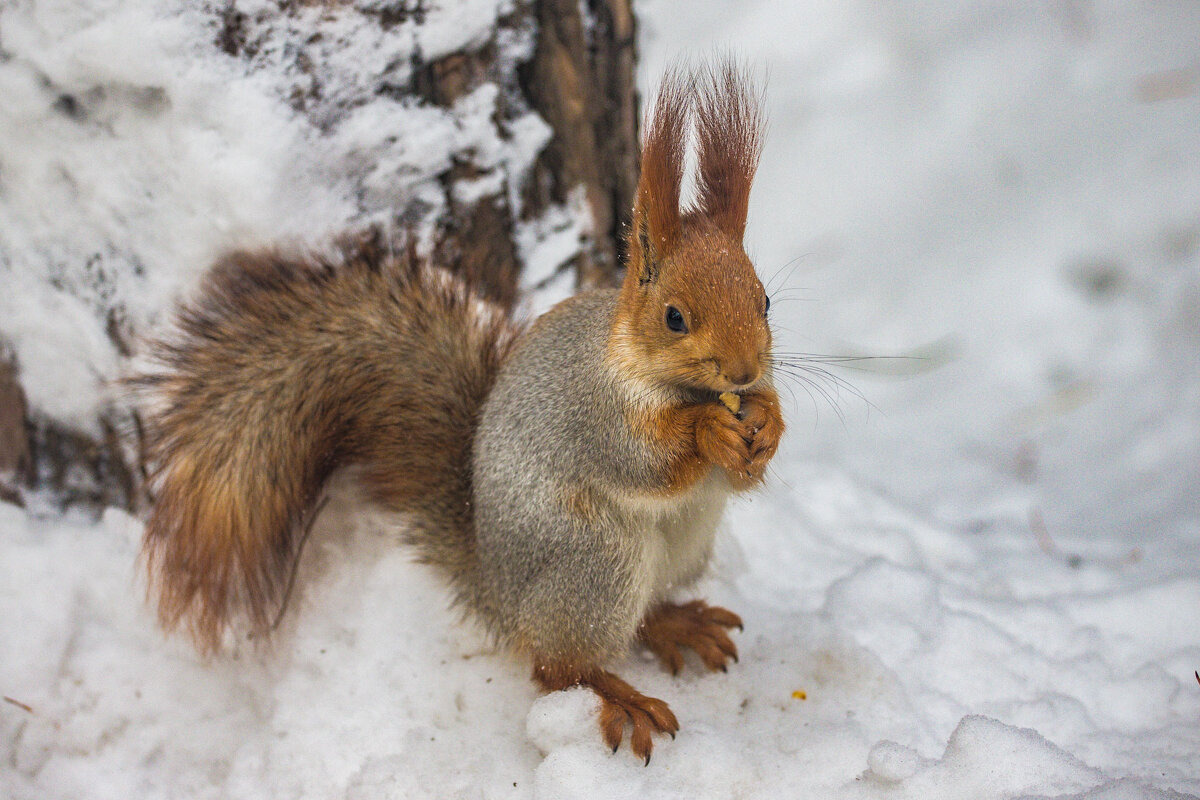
top-left (0, 0), bottom-right (638, 510)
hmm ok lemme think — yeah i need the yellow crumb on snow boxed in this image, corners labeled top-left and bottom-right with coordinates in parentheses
top-left (791, 690), bottom-right (807, 700)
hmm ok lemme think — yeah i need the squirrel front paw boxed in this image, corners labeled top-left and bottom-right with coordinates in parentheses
top-left (737, 389), bottom-right (784, 483)
top-left (694, 402), bottom-right (757, 485)
top-left (695, 389), bottom-right (783, 488)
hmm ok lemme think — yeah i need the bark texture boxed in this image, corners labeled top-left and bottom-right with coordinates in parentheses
top-left (0, 355), bottom-right (30, 507)
top-left (522, 0), bottom-right (639, 289)
top-left (0, 0), bottom-right (639, 511)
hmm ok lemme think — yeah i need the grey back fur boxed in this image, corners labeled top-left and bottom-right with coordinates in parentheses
top-left (473, 290), bottom-right (732, 663)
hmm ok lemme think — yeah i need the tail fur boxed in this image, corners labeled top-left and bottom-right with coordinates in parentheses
top-left (138, 236), bottom-right (520, 653)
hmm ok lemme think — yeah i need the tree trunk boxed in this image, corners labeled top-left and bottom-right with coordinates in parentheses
top-left (522, 0), bottom-right (639, 289)
top-left (0, 0), bottom-right (639, 511)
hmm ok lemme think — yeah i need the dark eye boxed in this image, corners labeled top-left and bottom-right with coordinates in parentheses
top-left (764, 295), bottom-right (771, 316)
top-left (665, 306), bottom-right (687, 333)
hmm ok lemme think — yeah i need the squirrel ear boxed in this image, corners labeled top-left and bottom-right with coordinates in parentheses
top-left (694, 60), bottom-right (764, 244)
top-left (634, 214), bottom-right (658, 285)
top-left (629, 67), bottom-right (691, 285)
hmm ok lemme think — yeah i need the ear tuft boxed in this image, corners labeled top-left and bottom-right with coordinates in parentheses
top-left (630, 65), bottom-right (692, 284)
top-left (694, 60), bottom-right (765, 243)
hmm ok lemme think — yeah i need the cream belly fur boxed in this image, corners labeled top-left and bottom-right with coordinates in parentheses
top-left (617, 469), bottom-right (733, 614)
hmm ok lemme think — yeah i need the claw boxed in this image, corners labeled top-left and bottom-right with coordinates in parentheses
top-left (533, 663), bottom-right (678, 763)
top-left (640, 600), bottom-right (745, 676)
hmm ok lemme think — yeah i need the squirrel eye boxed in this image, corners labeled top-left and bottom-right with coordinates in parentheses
top-left (764, 295), bottom-right (771, 316)
top-left (665, 306), bottom-right (687, 333)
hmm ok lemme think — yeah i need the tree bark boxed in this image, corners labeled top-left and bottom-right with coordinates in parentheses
top-left (0, 0), bottom-right (639, 511)
top-left (522, 0), bottom-right (639, 289)
top-left (0, 354), bottom-right (31, 507)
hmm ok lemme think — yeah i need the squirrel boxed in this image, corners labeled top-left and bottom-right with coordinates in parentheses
top-left (138, 60), bottom-right (784, 764)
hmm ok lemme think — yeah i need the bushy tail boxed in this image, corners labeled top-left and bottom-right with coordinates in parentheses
top-left (137, 236), bottom-right (520, 653)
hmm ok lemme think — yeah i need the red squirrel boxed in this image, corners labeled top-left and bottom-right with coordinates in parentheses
top-left (139, 60), bottom-right (783, 764)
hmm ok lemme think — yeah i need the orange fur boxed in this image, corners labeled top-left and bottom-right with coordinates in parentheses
top-left (532, 659), bottom-right (679, 764)
top-left (138, 237), bottom-right (520, 653)
top-left (612, 63), bottom-right (770, 394)
top-left (737, 387), bottom-right (784, 484)
top-left (633, 402), bottom-right (711, 494)
top-left (694, 61), bottom-right (765, 242)
top-left (629, 66), bottom-right (691, 281)
top-left (639, 600), bottom-right (743, 675)
top-left (609, 60), bottom-right (779, 500)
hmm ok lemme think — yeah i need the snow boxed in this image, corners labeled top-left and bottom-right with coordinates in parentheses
top-left (3, 0), bottom-right (1200, 798)
top-left (0, 0), bottom-right (531, 431)
top-left (515, 185), bottom-right (593, 316)
top-left (0, 0), bottom-right (338, 424)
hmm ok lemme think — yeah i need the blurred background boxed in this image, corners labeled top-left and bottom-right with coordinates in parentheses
top-left (639, 0), bottom-right (1200, 576)
top-left (2, 0), bottom-right (1195, 562)
top-left (1, 2), bottom-right (1199, 796)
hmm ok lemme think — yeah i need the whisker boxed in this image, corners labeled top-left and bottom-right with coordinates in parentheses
top-left (769, 353), bottom-right (922, 376)
top-left (767, 324), bottom-right (804, 338)
top-left (776, 367), bottom-right (822, 422)
top-left (769, 352), bottom-right (916, 363)
top-left (774, 359), bottom-right (880, 420)
top-left (785, 362), bottom-right (868, 403)
top-left (772, 374), bottom-right (804, 420)
top-left (764, 253), bottom-right (812, 296)
top-left (770, 365), bottom-right (847, 426)
top-left (766, 288), bottom-right (816, 301)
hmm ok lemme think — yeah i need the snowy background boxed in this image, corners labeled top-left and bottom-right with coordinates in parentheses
top-left (3, 0), bottom-right (1199, 798)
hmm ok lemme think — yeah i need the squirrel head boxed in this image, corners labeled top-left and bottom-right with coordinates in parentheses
top-left (614, 61), bottom-right (770, 396)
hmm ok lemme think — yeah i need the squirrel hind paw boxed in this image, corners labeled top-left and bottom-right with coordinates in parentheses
top-left (638, 600), bottom-right (742, 674)
top-left (532, 663), bottom-right (679, 764)
top-left (591, 675), bottom-right (678, 764)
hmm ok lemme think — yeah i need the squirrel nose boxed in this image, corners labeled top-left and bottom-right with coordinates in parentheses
top-left (726, 367), bottom-right (760, 388)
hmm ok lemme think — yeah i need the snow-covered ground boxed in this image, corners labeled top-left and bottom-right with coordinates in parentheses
top-left (3, 0), bottom-right (1199, 798)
